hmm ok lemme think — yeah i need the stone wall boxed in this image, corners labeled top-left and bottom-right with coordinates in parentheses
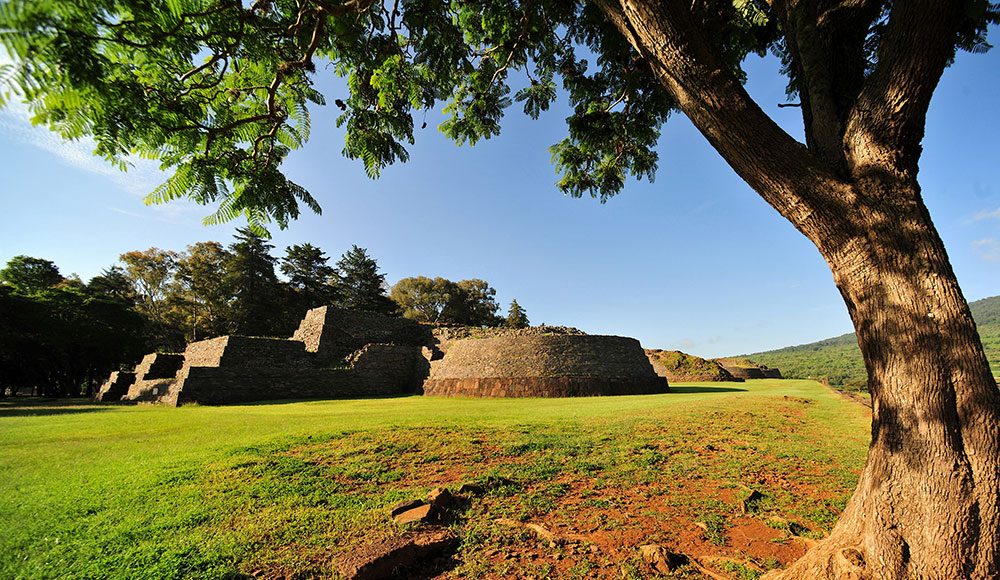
top-left (182, 336), bottom-right (311, 368)
top-left (293, 306), bottom-right (429, 364)
top-left (134, 353), bottom-right (185, 380)
top-left (122, 353), bottom-right (185, 402)
top-left (101, 306), bottom-right (431, 406)
top-left (423, 335), bottom-right (668, 397)
top-left (94, 371), bottom-right (135, 402)
top-left (172, 340), bottom-right (424, 405)
top-left (720, 365), bottom-right (767, 379)
top-left (161, 338), bottom-right (422, 406)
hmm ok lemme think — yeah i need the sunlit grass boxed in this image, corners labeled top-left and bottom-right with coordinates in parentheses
top-left (0, 379), bottom-right (870, 578)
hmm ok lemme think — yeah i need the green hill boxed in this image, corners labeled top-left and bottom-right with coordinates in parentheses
top-left (747, 295), bottom-right (1000, 390)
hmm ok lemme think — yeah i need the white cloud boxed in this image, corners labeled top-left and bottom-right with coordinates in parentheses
top-left (1, 98), bottom-right (207, 226)
top-left (974, 208), bottom-right (1000, 222)
top-left (0, 101), bottom-right (165, 197)
top-left (973, 238), bottom-right (1000, 263)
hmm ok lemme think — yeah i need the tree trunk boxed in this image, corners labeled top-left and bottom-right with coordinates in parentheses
top-left (594, 1), bottom-right (1000, 575)
top-left (767, 181), bottom-right (1000, 579)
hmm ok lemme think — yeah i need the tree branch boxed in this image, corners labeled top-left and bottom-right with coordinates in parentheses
top-left (771, 0), bottom-right (880, 174)
top-left (844, 0), bottom-right (962, 181)
top-left (595, 0), bottom-right (855, 238)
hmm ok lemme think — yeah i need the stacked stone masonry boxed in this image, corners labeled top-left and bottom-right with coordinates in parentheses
top-left (94, 371), bottom-right (136, 402)
top-left (98, 307), bottom-right (677, 404)
top-left (423, 335), bottom-right (668, 397)
top-left (98, 307), bottom-right (427, 406)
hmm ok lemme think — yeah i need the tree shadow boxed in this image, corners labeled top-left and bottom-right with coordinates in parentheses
top-left (221, 393), bottom-right (422, 407)
top-left (669, 385), bottom-right (748, 394)
top-left (0, 398), bottom-right (114, 417)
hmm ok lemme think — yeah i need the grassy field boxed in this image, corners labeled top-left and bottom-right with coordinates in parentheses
top-left (0, 380), bottom-right (870, 579)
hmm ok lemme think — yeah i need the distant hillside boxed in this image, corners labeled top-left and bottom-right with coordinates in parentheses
top-left (747, 295), bottom-right (1000, 390)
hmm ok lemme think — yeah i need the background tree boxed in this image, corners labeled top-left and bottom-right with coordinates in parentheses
top-left (280, 243), bottom-right (337, 310)
top-left (0, 256), bottom-right (63, 294)
top-left (224, 228), bottom-right (288, 336)
top-left (174, 241), bottom-right (233, 340)
top-left (333, 246), bottom-right (396, 314)
top-left (0, 278), bottom-right (145, 398)
top-left (2, 0), bottom-right (998, 574)
top-left (390, 276), bottom-right (457, 322)
top-left (452, 279), bottom-right (502, 327)
top-left (86, 265), bottom-right (136, 305)
top-left (119, 248), bottom-right (181, 347)
top-left (392, 276), bottom-right (503, 324)
top-left (505, 300), bottom-right (529, 329)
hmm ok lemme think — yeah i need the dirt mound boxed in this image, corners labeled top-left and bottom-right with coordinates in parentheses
top-left (645, 350), bottom-right (740, 382)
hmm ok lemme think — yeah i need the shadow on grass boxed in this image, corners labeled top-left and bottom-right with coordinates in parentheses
top-left (222, 393), bottom-right (422, 408)
top-left (0, 398), bottom-right (115, 417)
top-left (669, 385), bottom-right (748, 394)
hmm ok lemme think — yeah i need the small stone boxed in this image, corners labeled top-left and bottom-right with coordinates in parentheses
top-left (427, 487), bottom-right (454, 509)
top-left (389, 499), bottom-right (426, 518)
top-left (639, 544), bottom-right (689, 574)
top-left (525, 523), bottom-right (557, 543)
top-left (457, 483), bottom-right (486, 496)
top-left (394, 503), bottom-right (434, 525)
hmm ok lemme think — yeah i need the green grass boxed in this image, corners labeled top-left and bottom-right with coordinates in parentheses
top-left (748, 294), bottom-right (1000, 389)
top-left (0, 379), bottom-right (870, 578)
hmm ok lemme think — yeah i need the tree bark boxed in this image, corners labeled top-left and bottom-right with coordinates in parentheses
top-left (770, 181), bottom-right (1000, 578)
top-left (595, 0), bottom-right (1000, 577)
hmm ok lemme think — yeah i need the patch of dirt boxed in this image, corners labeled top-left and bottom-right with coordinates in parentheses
top-left (251, 423), bottom-right (855, 579)
top-left (726, 517), bottom-right (809, 563)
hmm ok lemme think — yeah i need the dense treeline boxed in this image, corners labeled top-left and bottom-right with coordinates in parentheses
top-left (1, 229), bottom-right (528, 397)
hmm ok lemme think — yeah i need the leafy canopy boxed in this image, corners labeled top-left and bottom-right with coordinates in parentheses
top-left (0, 255), bottom-right (63, 294)
top-left (0, 0), bottom-right (995, 232)
top-left (390, 276), bottom-right (501, 325)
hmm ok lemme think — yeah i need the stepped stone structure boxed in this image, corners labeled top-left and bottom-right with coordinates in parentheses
top-left (96, 307), bottom-right (429, 406)
top-left (714, 358), bottom-right (783, 380)
top-left (94, 371), bottom-right (136, 402)
top-left (96, 309), bottom-right (673, 404)
top-left (423, 333), bottom-right (668, 397)
top-left (720, 365), bottom-right (765, 379)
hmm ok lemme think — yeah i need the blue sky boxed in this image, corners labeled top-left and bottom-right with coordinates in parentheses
top-left (1, 45), bottom-right (998, 359)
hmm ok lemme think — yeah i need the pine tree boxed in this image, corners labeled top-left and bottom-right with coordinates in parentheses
top-left (505, 299), bottom-right (529, 329)
top-left (280, 243), bottom-right (337, 308)
top-left (225, 228), bottom-right (285, 335)
top-left (333, 246), bottom-right (396, 314)
top-left (86, 266), bottom-right (135, 305)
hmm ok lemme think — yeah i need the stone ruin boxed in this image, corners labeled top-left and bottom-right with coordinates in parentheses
top-left (96, 306), bottom-right (429, 406)
top-left (96, 311), bottom-right (671, 404)
top-left (423, 328), bottom-right (668, 397)
top-left (714, 357), bottom-right (783, 380)
top-left (643, 350), bottom-right (784, 383)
